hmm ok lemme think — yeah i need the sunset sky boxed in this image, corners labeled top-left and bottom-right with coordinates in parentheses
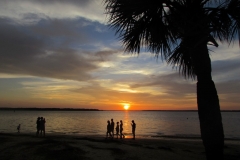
top-left (0, 0), bottom-right (239, 110)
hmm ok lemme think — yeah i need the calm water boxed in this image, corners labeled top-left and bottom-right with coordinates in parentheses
top-left (0, 111), bottom-right (239, 139)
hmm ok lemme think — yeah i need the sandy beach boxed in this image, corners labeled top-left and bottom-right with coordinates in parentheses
top-left (0, 133), bottom-right (239, 160)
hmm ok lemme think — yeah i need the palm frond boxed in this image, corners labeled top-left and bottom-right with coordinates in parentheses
top-left (104, 0), bottom-right (240, 80)
top-left (205, 2), bottom-right (231, 44)
top-left (104, 0), bottom-right (178, 59)
top-left (226, 0), bottom-right (240, 45)
top-left (167, 41), bottom-right (196, 79)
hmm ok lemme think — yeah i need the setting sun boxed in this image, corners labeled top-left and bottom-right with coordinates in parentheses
top-left (123, 104), bottom-right (130, 110)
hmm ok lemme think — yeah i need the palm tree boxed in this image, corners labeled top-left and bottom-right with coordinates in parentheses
top-left (104, 0), bottom-right (240, 159)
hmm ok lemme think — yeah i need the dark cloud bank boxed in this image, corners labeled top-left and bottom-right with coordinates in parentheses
top-left (0, 16), bottom-right (117, 81)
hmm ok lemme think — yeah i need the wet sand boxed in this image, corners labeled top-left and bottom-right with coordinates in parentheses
top-left (0, 133), bottom-right (239, 160)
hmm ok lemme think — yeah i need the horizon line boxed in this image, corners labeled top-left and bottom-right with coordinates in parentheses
top-left (0, 107), bottom-right (239, 112)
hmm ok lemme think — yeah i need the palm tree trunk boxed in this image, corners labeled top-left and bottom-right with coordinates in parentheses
top-left (197, 80), bottom-right (224, 159)
top-left (192, 43), bottom-right (224, 160)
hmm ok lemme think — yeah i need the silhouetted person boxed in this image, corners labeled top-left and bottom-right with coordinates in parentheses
top-left (131, 120), bottom-right (136, 140)
top-left (106, 120), bottom-right (112, 138)
top-left (115, 122), bottom-right (120, 139)
top-left (40, 117), bottom-right (46, 137)
top-left (120, 120), bottom-right (125, 139)
top-left (41, 118), bottom-right (46, 137)
top-left (17, 124), bottom-right (21, 133)
top-left (36, 117), bottom-right (41, 136)
top-left (110, 118), bottom-right (115, 138)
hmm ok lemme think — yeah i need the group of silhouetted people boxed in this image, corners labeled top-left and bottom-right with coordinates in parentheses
top-left (106, 119), bottom-right (136, 140)
top-left (36, 117), bottom-right (46, 137)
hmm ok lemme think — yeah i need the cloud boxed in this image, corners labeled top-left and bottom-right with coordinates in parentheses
top-left (95, 50), bottom-right (119, 59)
top-left (0, 0), bottom-right (105, 24)
top-left (216, 80), bottom-right (240, 94)
top-left (130, 72), bottom-right (196, 98)
top-left (212, 58), bottom-right (240, 82)
top-left (0, 17), bottom-right (115, 81)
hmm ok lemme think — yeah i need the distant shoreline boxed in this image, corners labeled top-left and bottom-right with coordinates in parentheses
top-left (0, 107), bottom-right (239, 112)
top-left (0, 107), bottom-right (101, 111)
